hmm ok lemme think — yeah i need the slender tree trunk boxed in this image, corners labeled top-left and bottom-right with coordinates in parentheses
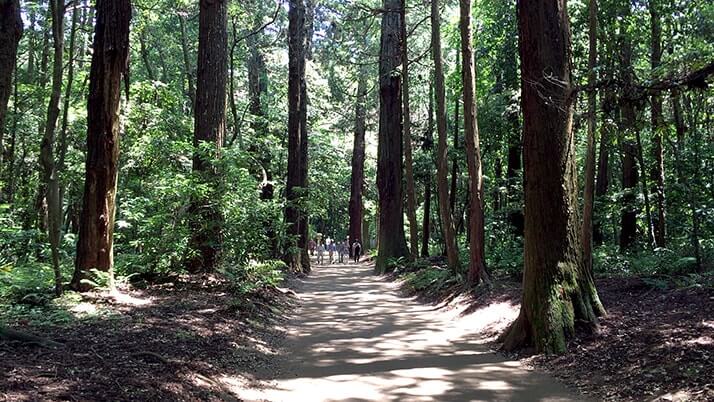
top-left (284, 0), bottom-right (309, 272)
top-left (375, 0), bottom-right (409, 273)
top-left (71, 0), bottom-right (132, 291)
top-left (349, 67), bottom-right (367, 259)
top-left (582, 0), bottom-right (598, 278)
top-left (0, 0), bottom-right (22, 154)
top-left (449, 51), bottom-right (460, 217)
top-left (670, 88), bottom-right (685, 184)
top-left (186, 0), bottom-right (228, 274)
top-left (460, 0), bottom-right (488, 284)
top-left (139, 33), bottom-right (155, 81)
top-left (634, 126), bottom-right (655, 248)
top-left (502, 0), bottom-right (605, 354)
top-left (649, 0), bottom-right (666, 248)
top-left (40, 0), bottom-right (66, 296)
top-left (401, 0), bottom-right (419, 259)
top-left (178, 11), bottom-right (196, 113)
top-left (431, 0), bottom-right (459, 270)
top-left (421, 83), bottom-right (435, 258)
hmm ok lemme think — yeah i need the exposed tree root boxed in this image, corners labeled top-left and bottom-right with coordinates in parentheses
top-left (0, 326), bottom-right (63, 348)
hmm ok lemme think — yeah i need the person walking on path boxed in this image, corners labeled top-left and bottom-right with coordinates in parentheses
top-left (316, 242), bottom-right (325, 265)
top-left (351, 240), bottom-right (362, 263)
top-left (328, 241), bottom-right (337, 264)
top-left (338, 241), bottom-right (348, 263)
top-left (308, 239), bottom-right (316, 256)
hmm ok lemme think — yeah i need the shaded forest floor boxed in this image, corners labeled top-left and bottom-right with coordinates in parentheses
top-left (396, 271), bottom-right (714, 401)
top-left (0, 276), bottom-right (294, 401)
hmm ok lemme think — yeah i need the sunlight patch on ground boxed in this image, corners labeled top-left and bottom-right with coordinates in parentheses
top-left (109, 290), bottom-right (153, 306)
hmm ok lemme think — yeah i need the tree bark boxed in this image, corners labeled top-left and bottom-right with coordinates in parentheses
top-left (186, 0), bottom-right (228, 274)
top-left (401, 0), bottom-right (419, 259)
top-left (178, 10), bottom-right (196, 113)
top-left (449, 51), bottom-right (460, 218)
top-left (421, 82), bottom-right (435, 258)
top-left (375, 0), bottom-right (409, 274)
top-left (431, 0), bottom-right (459, 270)
top-left (349, 66), bottom-right (367, 259)
top-left (460, 0), bottom-right (488, 284)
top-left (40, 0), bottom-right (66, 296)
top-left (649, 0), bottom-right (666, 248)
top-left (582, 0), bottom-right (597, 279)
top-left (71, 0), bottom-right (132, 291)
top-left (618, 5), bottom-right (639, 251)
top-left (0, 0), bottom-right (22, 152)
top-left (284, 0), bottom-right (309, 272)
top-left (501, 0), bottom-right (605, 354)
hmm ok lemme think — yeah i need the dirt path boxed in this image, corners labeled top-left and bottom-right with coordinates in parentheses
top-left (242, 261), bottom-right (585, 402)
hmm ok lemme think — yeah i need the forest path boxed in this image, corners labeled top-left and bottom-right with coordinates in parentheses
top-left (243, 261), bottom-right (584, 402)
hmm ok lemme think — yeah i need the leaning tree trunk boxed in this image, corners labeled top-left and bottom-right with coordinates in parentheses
top-left (375, 0), bottom-right (409, 274)
top-left (284, 0), bottom-right (308, 272)
top-left (0, 0), bottom-right (22, 154)
top-left (349, 66), bottom-right (367, 258)
top-left (501, 0), bottom-right (605, 354)
top-left (71, 0), bottom-right (132, 291)
top-left (460, 0), bottom-right (488, 284)
top-left (431, 0), bottom-right (459, 270)
top-left (400, 0), bottom-right (419, 259)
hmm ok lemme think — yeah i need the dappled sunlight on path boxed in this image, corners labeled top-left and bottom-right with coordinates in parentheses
top-left (236, 261), bottom-right (583, 401)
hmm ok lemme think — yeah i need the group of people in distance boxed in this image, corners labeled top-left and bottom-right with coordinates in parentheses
top-left (308, 238), bottom-right (362, 265)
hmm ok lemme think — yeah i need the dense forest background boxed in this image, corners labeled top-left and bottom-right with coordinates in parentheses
top-left (0, 0), bottom-right (712, 347)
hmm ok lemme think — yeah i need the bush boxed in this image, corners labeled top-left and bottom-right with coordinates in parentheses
top-left (222, 260), bottom-right (287, 296)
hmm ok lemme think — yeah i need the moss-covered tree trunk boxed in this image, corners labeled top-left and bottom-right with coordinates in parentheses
top-left (375, 0), bottom-right (409, 274)
top-left (501, 0), bottom-right (605, 354)
top-left (71, 0), bottom-right (131, 291)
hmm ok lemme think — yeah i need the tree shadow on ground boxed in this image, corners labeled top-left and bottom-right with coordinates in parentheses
top-left (0, 278), bottom-right (289, 401)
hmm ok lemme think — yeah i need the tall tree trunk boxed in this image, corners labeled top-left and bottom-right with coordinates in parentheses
top-left (0, 0), bottom-right (22, 156)
top-left (298, 0), bottom-right (312, 272)
top-left (186, 0), bottom-right (228, 274)
top-left (349, 67), bottom-right (367, 259)
top-left (375, 0), bottom-right (409, 274)
top-left (401, 0), bottom-right (419, 259)
top-left (634, 125), bottom-right (655, 248)
top-left (431, 0), bottom-right (459, 270)
top-left (178, 11), bottom-right (196, 113)
top-left (502, 0), bottom-right (605, 354)
top-left (460, 0), bottom-right (488, 284)
top-left (71, 0), bottom-right (132, 291)
top-left (284, 0), bottom-right (309, 272)
top-left (670, 88), bottom-right (685, 184)
top-left (40, 0), bottom-right (66, 296)
top-left (582, 0), bottom-right (598, 278)
top-left (649, 0), bottom-right (666, 248)
top-left (449, 51), bottom-right (460, 217)
top-left (421, 82), bottom-right (435, 258)
top-left (618, 5), bottom-right (639, 251)
top-left (245, 14), bottom-right (277, 258)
